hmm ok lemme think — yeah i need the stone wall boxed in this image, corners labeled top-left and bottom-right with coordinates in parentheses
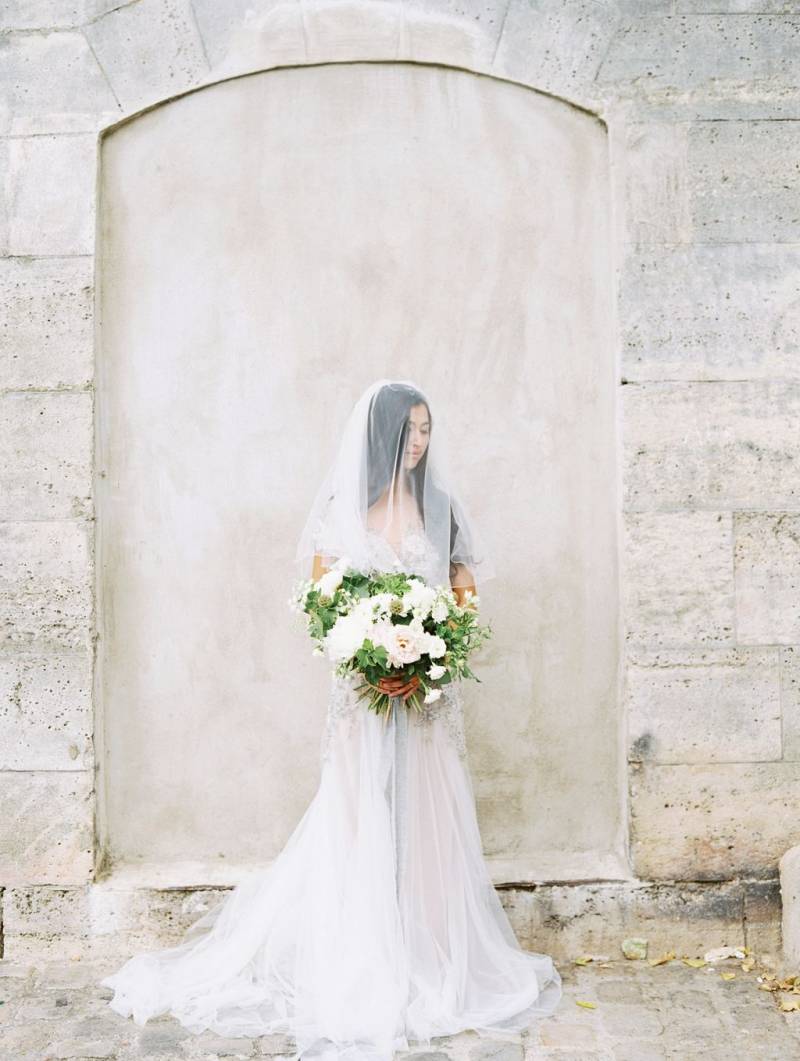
top-left (1, 0), bottom-right (799, 960)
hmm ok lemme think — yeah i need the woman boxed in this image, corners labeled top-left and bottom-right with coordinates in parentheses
top-left (100, 379), bottom-right (562, 1061)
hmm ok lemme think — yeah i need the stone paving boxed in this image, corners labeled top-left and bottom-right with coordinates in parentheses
top-left (1, 954), bottom-right (798, 1061)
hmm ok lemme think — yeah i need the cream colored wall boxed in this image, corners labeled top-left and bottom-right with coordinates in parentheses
top-left (96, 60), bottom-right (620, 879)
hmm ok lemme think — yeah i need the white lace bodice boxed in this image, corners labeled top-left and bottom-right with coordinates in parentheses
top-left (363, 525), bottom-right (442, 585)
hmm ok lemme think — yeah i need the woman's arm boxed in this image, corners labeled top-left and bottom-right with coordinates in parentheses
top-left (311, 553), bottom-right (330, 581)
top-left (450, 562), bottom-right (477, 609)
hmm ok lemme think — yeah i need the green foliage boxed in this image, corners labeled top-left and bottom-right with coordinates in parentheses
top-left (291, 566), bottom-right (493, 717)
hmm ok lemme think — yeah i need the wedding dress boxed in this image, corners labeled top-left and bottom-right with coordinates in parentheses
top-left (100, 524), bottom-right (562, 1061)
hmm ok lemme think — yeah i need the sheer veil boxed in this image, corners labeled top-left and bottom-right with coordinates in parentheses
top-left (295, 379), bottom-right (494, 591)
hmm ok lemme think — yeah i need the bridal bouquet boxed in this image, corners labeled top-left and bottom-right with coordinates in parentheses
top-left (290, 558), bottom-right (492, 716)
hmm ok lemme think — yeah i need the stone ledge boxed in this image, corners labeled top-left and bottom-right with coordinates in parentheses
top-left (0, 876), bottom-right (781, 966)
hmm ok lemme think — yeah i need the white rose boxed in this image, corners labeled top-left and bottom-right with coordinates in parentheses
top-left (324, 612), bottom-right (370, 662)
top-left (401, 579), bottom-right (437, 619)
top-left (422, 633), bottom-right (447, 659)
top-left (431, 600), bottom-right (449, 623)
top-left (373, 621), bottom-right (424, 667)
top-left (427, 663), bottom-right (446, 680)
top-left (423, 688), bottom-right (442, 704)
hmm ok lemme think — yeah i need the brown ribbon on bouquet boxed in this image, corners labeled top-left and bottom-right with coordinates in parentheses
top-left (363, 673), bottom-right (421, 724)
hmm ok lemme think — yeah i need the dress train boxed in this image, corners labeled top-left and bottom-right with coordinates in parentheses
top-left (101, 673), bottom-right (562, 1061)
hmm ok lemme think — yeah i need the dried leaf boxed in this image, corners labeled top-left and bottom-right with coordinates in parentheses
top-left (648, 951), bottom-right (676, 967)
top-left (575, 999), bottom-right (597, 1010)
top-left (720, 972), bottom-right (736, 981)
top-left (779, 995), bottom-right (800, 1013)
top-left (573, 957), bottom-right (592, 966)
top-left (682, 958), bottom-right (707, 968)
top-left (741, 960), bottom-right (755, 972)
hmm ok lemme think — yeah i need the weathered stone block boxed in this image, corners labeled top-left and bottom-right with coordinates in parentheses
top-left (623, 381), bottom-right (800, 511)
top-left (617, 123), bottom-right (692, 245)
top-left (598, 16), bottom-right (800, 92)
top-left (0, 520), bottom-right (92, 653)
top-left (690, 120), bottom-right (800, 243)
top-left (619, 120), bottom-right (800, 245)
top-left (0, 653), bottom-right (93, 771)
top-left (779, 846), bottom-right (800, 972)
top-left (626, 647), bottom-right (781, 764)
top-left (4, 886), bottom-right (90, 939)
top-left (304, 0), bottom-right (404, 62)
top-left (2, 880), bottom-right (231, 959)
top-left (0, 771), bottom-right (94, 885)
top-left (734, 513), bottom-right (800, 646)
top-left (0, 139), bottom-right (9, 255)
top-left (0, 3), bottom-right (122, 31)
top-left (191, 1), bottom-right (265, 71)
top-left (623, 512), bottom-right (735, 648)
top-left (630, 762), bottom-right (800, 880)
top-left (84, 0), bottom-right (209, 112)
top-left (401, 3), bottom-right (499, 71)
top-left (783, 646), bottom-right (800, 762)
top-left (618, 243), bottom-right (800, 382)
top-left (0, 30), bottom-right (119, 135)
top-left (0, 257), bottom-right (94, 390)
top-left (744, 878), bottom-right (782, 962)
top-left (522, 879), bottom-right (748, 959)
top-left (4, 134), bottom-right (96, 256)
top-left (0, 392), bottom-right (92, 520)
top-left (494, 0), bottom-right (619, 106)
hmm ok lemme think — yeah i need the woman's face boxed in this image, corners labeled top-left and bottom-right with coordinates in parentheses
top-left (402, 402), bottom-right (431, 471)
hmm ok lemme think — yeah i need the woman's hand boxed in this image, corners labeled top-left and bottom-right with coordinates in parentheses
top-left (369, 673), bottom-right (420, 702)
top-left (452, 583), bottom-right (478, 610)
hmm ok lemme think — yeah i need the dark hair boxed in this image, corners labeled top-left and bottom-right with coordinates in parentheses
top-left (365, 383), bottom-right (464, 577)
top-left (366, 383), bottom-right (431, 515)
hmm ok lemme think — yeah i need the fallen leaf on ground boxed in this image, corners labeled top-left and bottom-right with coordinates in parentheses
top-left (648, 951), bottom-right (676, 967)
top-left (741, 960), bottom-right (755, 972)
top-left (575, 1000), bottom-right (598, 1009)
top-left (779, 995), bottom-right (800, 1013)
top-left (682, 958), bottom-right (707, 968)
top-left (720, 972), bottom-right (736, 981)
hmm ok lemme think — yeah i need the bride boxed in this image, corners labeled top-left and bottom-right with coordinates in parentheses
top-left (100, 379), bottom-right (562, 1060)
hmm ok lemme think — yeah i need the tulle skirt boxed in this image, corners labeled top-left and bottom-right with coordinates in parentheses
top-left (100, 675), bottom-right (562, 1061)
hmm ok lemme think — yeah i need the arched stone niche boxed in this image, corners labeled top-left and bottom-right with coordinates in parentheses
top-left (95, 59), bottom-right (624, 883)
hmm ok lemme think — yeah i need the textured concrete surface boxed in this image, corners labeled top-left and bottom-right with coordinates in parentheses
top-left (1, 953), bottom-right (799, 1061)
